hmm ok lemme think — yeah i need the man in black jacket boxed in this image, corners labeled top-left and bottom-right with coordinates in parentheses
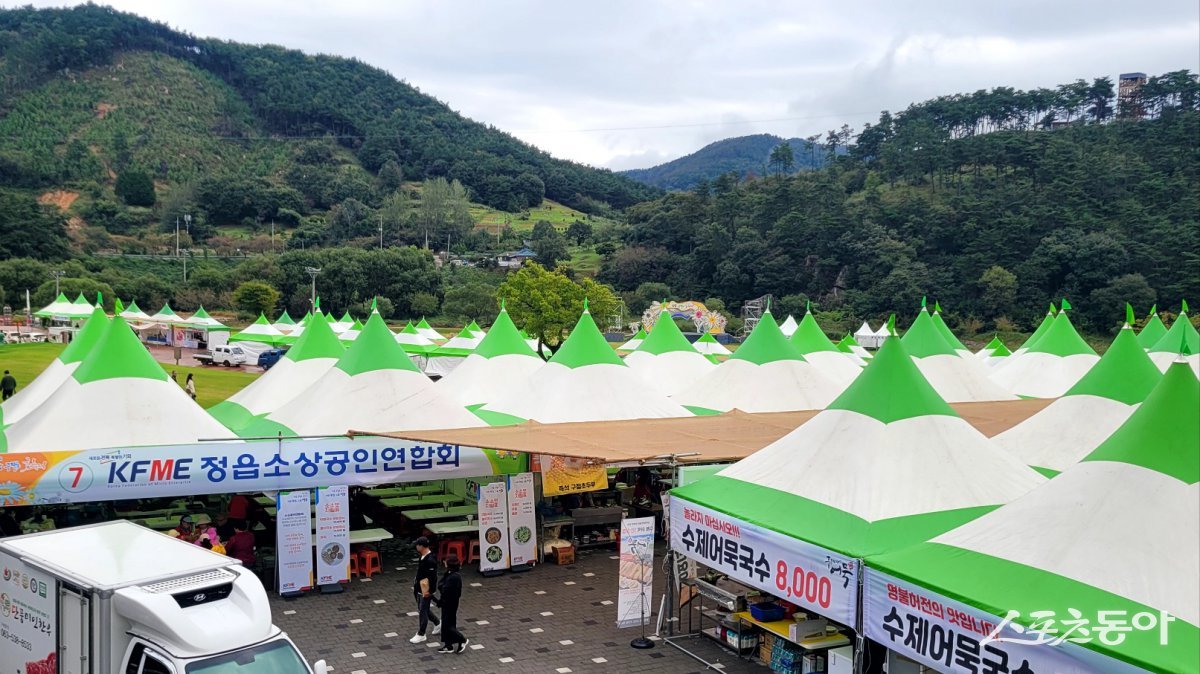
top-left (409, 537), bottom-right (441, 643)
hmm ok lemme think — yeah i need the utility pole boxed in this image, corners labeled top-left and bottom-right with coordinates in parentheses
top-left (175, 215), bottom-right (180, 257)
top-left (51, 270), bottom-right (65, 295)
top-left (379, 214), bottom-right (384, 250)
top-left (305, 267), bottom-right (321, 311)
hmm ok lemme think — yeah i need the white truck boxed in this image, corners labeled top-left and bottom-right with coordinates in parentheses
top-left (0, 521), bottom-right (328, 674)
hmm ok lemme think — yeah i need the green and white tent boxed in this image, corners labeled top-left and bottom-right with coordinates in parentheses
top-left (279, 311), bottom-right (314, 343)
top-left (788, 308), bottom-right (864, 386)
top-left (1010, 303), bottom-right (1056, 358)
top-left (63, 293), bottom-right (99, 320)
top-left (866, 360), bottom-right (1198, 674)
top-left (854, 321), bottom-right (884, 349)
top-left (931, 303), bottom-right (972, 358)
top-left (425, 321), bottom-right (487, 378)
top-left (241, 311), bottom-right (482, 436)
top-left (1136, 304), bottom-right (1167, 349)
top-left (33, 292), bottom-right (75, 319)
top-left (669, 334), bottom-right (1043, 625)
top-left (625, 306), bottom-right (715, 396)
top-left (395, 322), bottom-right (438, 356)
top-left (672, 309), bottom-right (842, 413)
top-left (228, 314), bottom-right (289, 346)
top-left (778, 314), bottom-right (799, 337)
top-left (901, 306), bottom-right (1016, 403)
top-left (691, 332), bottom-right (731, 359)
top-left (271, 310), bottom-right (297, 334)
top-left (616, 326), bottom-right (646, 353)
top-left (437, 306), bottom-right (546, 408)
top-left (2, 316), bottom-right (229, 453)
top-left (973, 335), bottom-right (1012, 367)
top-left (185, 306), bottom-right (230, 332)
top-left (118, 300), bottom-right (151, 322)
top-left (1148, 301), bottom-right (1199, 375)
top-left (482, 305), bottom-right (691, 423)
top-left (337, 318), bottom-right (364, 344)
top-left (416, 317), bottom-right (447, 342)
top-left (330, 310), bottom-right (355, 334)
top-left (990, 302), bottom-right (1099, 398)
top-left (993, 315), bottom-right (1162, 475)
top-left (837, 333), bottom-right (872, 361)
top-left (146, 302), bottom-right (183, 325)
top-left (210, 310), bottom-right (344, 432)
top-left (1, 306), bottom-right (108, 429)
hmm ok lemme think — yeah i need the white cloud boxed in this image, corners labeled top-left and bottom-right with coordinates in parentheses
top-left (10, 0), bottom-right (1199, 169)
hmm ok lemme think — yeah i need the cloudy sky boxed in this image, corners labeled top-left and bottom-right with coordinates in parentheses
top-left (15, 1), bottom-right (1200, 169)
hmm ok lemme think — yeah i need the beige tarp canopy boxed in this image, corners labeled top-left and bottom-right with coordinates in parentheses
top-left (354, 399), bottom-right (1051, 465)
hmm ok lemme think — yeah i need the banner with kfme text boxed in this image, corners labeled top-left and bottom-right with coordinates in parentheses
top-left (1, 437), bottom-right (526, 506)
top-left (669, 496), bottom-right (858, 627)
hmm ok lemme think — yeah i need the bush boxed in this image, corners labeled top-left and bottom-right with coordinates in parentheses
top-left (409, 291), bottom-right (440, 318)
top-left (115, 169), bottom-right (156, 207)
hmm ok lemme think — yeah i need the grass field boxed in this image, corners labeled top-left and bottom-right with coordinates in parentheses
top-left (471, 199), bottom-right (615, 234)
top-left (0, 343), bottom-right (260, 410)
top-left (567, 247), bottom-right (602, 276)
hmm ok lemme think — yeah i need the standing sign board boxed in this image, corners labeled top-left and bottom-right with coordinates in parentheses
top-left (314, 485), bottom-right (351, 586)
top-left (276, 490), bottom-right (314, 595)
top-left (477, 481), bottom-right (510, 573)
top-left (617, 516), bottom-right (656, 628)
top-left (507, 472), bottom-right (537, 566)
top-left (669, 495), bottom-right (859, 627)
top-left (0, 555), bottom-right (56, 674)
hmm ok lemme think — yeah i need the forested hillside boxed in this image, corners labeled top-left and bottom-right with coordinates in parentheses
top-left (602, 75), bottom-right (1200, 333)
top-left (621, 134), bottom-right (826, 190)
top-left (0, 5), bottom-right (657, 221)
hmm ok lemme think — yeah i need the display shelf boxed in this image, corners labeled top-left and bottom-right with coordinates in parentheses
top-left (732, 611), bottom-right (851, 650)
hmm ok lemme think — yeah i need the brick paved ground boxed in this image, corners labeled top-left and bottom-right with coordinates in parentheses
top-left (272, 542), bottom-right (765, 674)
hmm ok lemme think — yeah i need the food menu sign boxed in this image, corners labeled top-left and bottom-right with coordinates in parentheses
top-left (507, 472), bottom-right (537, 566)
top-left (0, 555), bottom-right (57, 674)
top-left (276, 490), bottom-right (313, 595)
top-left (314, 486), bottom-right (350, 586)
top-left (477, 481), bottom-right (510, 573)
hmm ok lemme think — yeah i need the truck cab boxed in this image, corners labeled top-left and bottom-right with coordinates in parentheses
top-left (0, 521), bottom-right (327, 674)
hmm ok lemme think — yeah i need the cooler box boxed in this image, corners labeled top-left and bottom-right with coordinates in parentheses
top-left (828, 646), bottom-right (853, 674)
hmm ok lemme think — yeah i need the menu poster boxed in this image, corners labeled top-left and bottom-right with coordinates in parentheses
top-left (276, 490), bottom-right (314, 595)
top-left (507, 472), bottom-right (537, 566)
top-left (314, 485), bottom-right (350, 585)
top-left (617, 517), bottom-right (656, 628)
top-left (0, 555), bottom-right (57, 674)
top-left (477, 481), bottom-right (510, 573)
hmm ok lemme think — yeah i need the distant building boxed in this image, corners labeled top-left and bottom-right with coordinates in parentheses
top-left (1119, 72), bottom-right (1148, 119)
top-left (497, 247), bottom-right (537, 269)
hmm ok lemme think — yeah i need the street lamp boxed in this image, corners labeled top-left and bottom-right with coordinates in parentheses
top-left (51, 270), bottom-right (65, 295)
top-left (305, 267), bottom-right (321, 311)
top-left (176, 213), bottom-right (192, 257)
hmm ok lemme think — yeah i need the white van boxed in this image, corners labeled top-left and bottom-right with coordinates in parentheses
top-left (0, 521), bottom-right (328, 674)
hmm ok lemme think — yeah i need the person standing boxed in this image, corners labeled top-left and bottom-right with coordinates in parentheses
top-left (1, 370), bottom-right (16, 400)
top-left (409, 537), bottom-right (441, 643)
top-left (184, 373), bottom-right (197, 400)
top-left (436, 554), bottom-right (469, 654)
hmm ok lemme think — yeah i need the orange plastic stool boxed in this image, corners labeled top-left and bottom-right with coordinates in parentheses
top-left (468, 539), bottom-right (481, 564)
top-left (443, 539), bottom-right (467, 563)
top-left (347, 553), bottom-right (359, 578)
top-left (437, 538), bottom-right (452, 560)
top-left (359, 550), bottom-right (382, 578)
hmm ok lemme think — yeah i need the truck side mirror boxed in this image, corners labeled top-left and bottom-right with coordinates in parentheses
top-left (313, 660), bottom-right (330, 674)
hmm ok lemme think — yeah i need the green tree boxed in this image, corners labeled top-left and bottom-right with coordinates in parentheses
top-left (409, 291), bottom-right (440, 317)
top-left (443, 282), bottom-right (498, 324)
top-left (33, 278), bottom-right (114, 310)
top-left (769, 142), bottom-right (795, 176)
top-left (377, 160), bottom-right (404, 193)
top-left (978, 265), bottom-right (1018, 318)
top-left (532, 228), bottom-right (569, 268)
top-left (497, 262), bottom-right (620, 355)
top-left (232, 280), bottom-right (280, 317)
top-left (115, 169), bottom-right (156, 207)
top-left (566, 220), bottom-right (593, 245)
top-left (0, 258), bottom-right (49, 307)
top-left (0, 191), bottom-right (69, 260)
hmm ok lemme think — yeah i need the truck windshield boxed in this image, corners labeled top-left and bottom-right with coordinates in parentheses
top-left (185, 640), bottom-right (309, 674)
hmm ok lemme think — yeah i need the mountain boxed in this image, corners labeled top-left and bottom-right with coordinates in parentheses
top-left (621, 134), bottom-right (827, 190)
top-left (0, 5), bottom-right (659, 217)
